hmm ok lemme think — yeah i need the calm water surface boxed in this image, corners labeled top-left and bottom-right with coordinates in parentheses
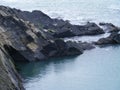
top-left (1, 0), bottom-right (120, 90)
top-left (17, 46), bottom-right (120, 90)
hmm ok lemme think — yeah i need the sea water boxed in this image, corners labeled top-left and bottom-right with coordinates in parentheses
top-left (1, 0), bottom-right (120, 26)
top-left (17, 46), bottom-right (120, 90)
top-left (1, 0), bottom-right (120, 90)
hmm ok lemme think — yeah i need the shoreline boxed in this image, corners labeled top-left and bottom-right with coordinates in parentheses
top-left (0, 5), bottom-right (120, 90)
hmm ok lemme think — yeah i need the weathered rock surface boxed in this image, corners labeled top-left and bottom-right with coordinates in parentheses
top-left (0, 47), bottom-right (24, 90)
top-left (0, 5), bottom-right (120, 90)
top-left (0, 6), bottom-right (104, 38)
top-left (0, 5), bottom-right (96, 62)
top-left (0, 6), bottom-right (97, 89)
top-left (53, 22), bottom-right (104, 38)
top-left (41, 39), bottom-right (82, 57)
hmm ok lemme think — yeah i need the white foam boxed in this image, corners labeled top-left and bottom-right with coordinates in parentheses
top-left (1, 0), bottom-right (16, 2)
top-left (64, 33), bottom-right (110, 43)
top-left (108, 5), bottom-right (120, 11)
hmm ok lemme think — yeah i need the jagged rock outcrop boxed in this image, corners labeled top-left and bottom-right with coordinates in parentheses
top-left (53, 22), bottom-right (104, 38)
top-left (0, 5), bottom-right (94, 62)
top-left (0, 12), bottom-right (47, 61)
top-left (0, 5), bottom-right (105, 38)
top-left (0, 6), bottom-right (96, 89)
top-left (0, 47), bottom-right (24, 90)
top-left (0, 5), bottom-right (120, 90)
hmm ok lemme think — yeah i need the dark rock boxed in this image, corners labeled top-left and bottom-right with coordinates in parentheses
top-left (94, 38), bottom-right (115, 45)
top-left (53, 22), bottom-right (104, 38)
top-left (53, 30), bottom-right (75, 38)
top-left (78, 22), bottom-right (104, 35)
top-left (4, 45), bottom-right (29, 62)
top-left (0, 6), bottom-right (105, 38)
top-left (66, 41), bottom-right (95, 51)
top-left (41, 39), bottom-right (86, 57)
top-left (78, 42), bottom-right (95, 50)
top-left (95, 32), bottom-right (120, 45)
top-left (99, 22), bottom-right (120, 33)
top-left (113, 34), bottom-right (120, 44)
top-left (0, 47), bottom-right (24, 90)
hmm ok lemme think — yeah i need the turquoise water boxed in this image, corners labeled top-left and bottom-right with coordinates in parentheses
top-left (1, 0), bottom-right (120, 90)
top-left (17, 46), bottom-right (120, 90)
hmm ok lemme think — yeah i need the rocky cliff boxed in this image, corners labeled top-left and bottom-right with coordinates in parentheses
top-left (0, 47), bottom-right (24, 90)
top-left (0, 6), bottom-right (95, 90)
top-left (0, 5), bottom-right (96, 62)
top-left (0, 5), bottom-right (120, 90)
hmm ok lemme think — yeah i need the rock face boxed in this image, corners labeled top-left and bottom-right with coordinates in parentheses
top-left (0, 6), bottom-right (104, 38)
top-left (0, 12), bottom-right (46, 61)
top-left (0, 5), bottom-right (97, 62)
top-left (0, 5), bottom-right (120, 90)
top-left (0, 6), bottom-right (97, 89)
top-left (53, 22), bottom-right (104, 38)
top-left (0, 47), bottom-right (24, 90)
top-left (41, 39), bottom-right (83, 57)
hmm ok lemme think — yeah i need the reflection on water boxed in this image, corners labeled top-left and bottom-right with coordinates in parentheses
top-left (17, 56), bottom-right (78, 82)
top-left (17, 46), bottom-right (120, 90)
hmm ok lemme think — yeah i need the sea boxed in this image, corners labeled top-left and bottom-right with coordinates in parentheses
top-left (1, 0), bottom-right (120, 90)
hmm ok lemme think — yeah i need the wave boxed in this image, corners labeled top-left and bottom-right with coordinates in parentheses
top-left (108, 5), bottom-right (120, 11)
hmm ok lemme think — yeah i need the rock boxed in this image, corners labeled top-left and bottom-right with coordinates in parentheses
top-left (66, 41), bottom-right (95, 51)
top-left (78, 42), bottom-right (95, 50)
top-left (0, 5), bottom-right (112, 90)
top-left (78, 22), bottom-right (105, 35)
top-left (0, 5), bottom-right (89, 62)
top-left (53, 22), bottom-right (104, 38)
top-left (41, 39), bottom-right (88, 57)
top-left (0, 6), bottom-right (105, 38)
top-left (99, 22), bottom-right (120, 33)
top-left (94, 38), bottom-right (114, 45)
top-left (0, 5), bottom-right (102, 61)
top-left (53, 29), bottom-right (75, 38)
top-left (95, 32), bottom-right (120, 45)
top-left (0, 47), bottom-right (24, 90)
top-left (66, 41), bottom-right (83, 55)
top-left (113, 34), bottom-right (120, 44)
top-left (0, 10), bottom-right (49, 62)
